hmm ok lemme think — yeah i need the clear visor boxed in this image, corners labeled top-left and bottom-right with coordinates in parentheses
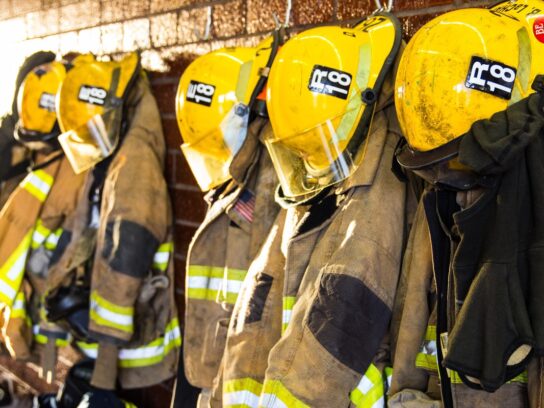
top-left (181, 103), bottom-right (249, 191)
top-left (58, 107), bottom-right (121, 174)
top-left (264, 106), bottom-right (366, 198)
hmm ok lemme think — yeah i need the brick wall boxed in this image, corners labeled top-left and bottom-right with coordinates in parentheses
top-left (0, 0), bottom-right (494, 406)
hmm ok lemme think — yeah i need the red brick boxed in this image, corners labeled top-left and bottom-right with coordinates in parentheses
top-left (161, 117), bottom-right (183, 150)
top-left (102, 0), bottom-right (150, 22)
top-left (174, 223), bottom-right (198, 257)
top-left (292, 0), bottom-right (335, 25)
top-left (337, 0), bottom-right (374, 20)
top-left (101, 22), bottom-right (124, 54)
top-left (151, 11), bottom-right (178, 47)
top-left (0, 17), bottom-right (26, 43)
top-left (11, 0), bottom-right (41, 16)
top-left (0, 0), bottom-right (12, 20)
top-left (395, 0), bottom-right (454, 10)
top-left (165, 149), bottom-right (176, 183)
top-left (59, 0), bottom-right (100, 32)
top-left (169, 186), bottom-right (206, 223)
top-left (172, 149), bottom-right (201, 186)
top-left (26, 8), bottom-right (60, 38)
top-left (247, 0), bottom-right (287, 34)
top-left (123, 17), bottom-right (150, 51)
top-left (150, 0), bottom-right (195, 13)
top-left (78, 26), bottom-right (102, 54)
top-left (153, 81), bottom-right (177, 114)
top-left (212, 0), bottom-right (246, 38)
top-left (59, 31), bottom-right (79, 55)
top-left (179, 6), bottom-right (210, 43)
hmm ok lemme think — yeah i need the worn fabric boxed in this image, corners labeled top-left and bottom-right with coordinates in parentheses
top-left (216, 92), bottom-right (412, 407)
top-left (183, 117), bottom-right (280, 391)
top-left (0, 153), bottom-right (85, 360)
top-left (47, 75), bottom-right (179, 389)
top-left (389, 199), bottom-right (539, 408)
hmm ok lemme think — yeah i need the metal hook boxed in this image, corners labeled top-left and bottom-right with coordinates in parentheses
top-left (194, 6), bottom-right (212, 41)
top-left (271, 0), bottom-right (292, 29)
top-left (374, 0), bottom-right (393, 12)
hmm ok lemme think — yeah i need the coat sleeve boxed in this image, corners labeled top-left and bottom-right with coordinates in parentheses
top-left (88, 80), bottom-right (170, 344)
top-left (258, 120), bottom-right (408, 408)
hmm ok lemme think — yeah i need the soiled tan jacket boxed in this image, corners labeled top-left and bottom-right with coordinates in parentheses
top-left (0, 154), bottom-right (85, 360)
top-left (388, 200), bottom-right (544, 408)
top-left (47, 75), bottom-right (179, 389)
top-left (183, 117), bottom-right (280, 392)
top-left (216, 101), bottom-right (414, 407)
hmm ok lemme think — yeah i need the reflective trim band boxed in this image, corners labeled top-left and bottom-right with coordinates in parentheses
top-left (44, 228), bottom-right (62, 251)
top-left (77, 318), bottom-right (181, 367)
top-left (282, 296), bottom-right (296, 334)
top-left (260, 380), bottom-right (309, 408)
top-left (0, 230), bottom-right (32, 305)
top-left (223, 378), bottom-right (263, 408)
top-left (31, 221), bottom-right (51, 249)
top-left (449, 370), bottom-right (528, 385)
top-left (416, 325), bottom-right (438, 370)
top-left (187, 265), bottom-right (247, 305)
top-left (153, 242), bottom-right (173, 272)
top-left (21, 170), bottom-right (54, 202)
top-left (90, 291), bottom-right (134, 334)
top-left (33, 325), bottom-right (70, 347)
top-left (385, 367), bottom-right (393, 392)
top-left (350, 364), bottom-right (386, 408)
top-left (10, 291), bottom-right (27, 319)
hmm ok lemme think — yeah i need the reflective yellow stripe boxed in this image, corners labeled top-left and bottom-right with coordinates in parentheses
top-left (350, 364), bottom-right (386, 408)
top-left (20, 170), bottom-right (53, 202)
top-left (416, 324), bottom-right (438, 371)
top-left (90, 291), bottom-right (134, 334)
top-left (77, 318), bottom-right (181, 367)
top-left (224, 378), bottom-right (263, 408)
top-left (449, 370), bottom-right (528, 384)
top-left (0, 230), bottom-right (32, 306)
top-left (260, 380), bottom-right (309, 408)
top-left (187, 265), bottom-right (247, 305)
top-left (31, 220), bottom-right (51, 249)
top-left (153, 242), bottom-right (173, 271)
top-left (10, 291), bottom-right (27, 319)
top-left (33, 325), bottom-right (70, 347)
top-left (282, 296), bottom-right (296, 334)
top-left (44, 227), bottom-right (62, 251)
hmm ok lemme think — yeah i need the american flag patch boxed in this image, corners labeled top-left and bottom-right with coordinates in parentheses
top-left (233, 189), bottom-right (255, 223)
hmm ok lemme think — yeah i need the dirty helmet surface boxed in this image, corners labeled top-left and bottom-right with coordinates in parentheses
top-left (176, 35), bottom-right (278, 192)
top-left (15, 61), bottom-right (66, 148)
top-left (263, 13), bottom-right (401, 198)
top-left (57, 53), bottom-right (141, 174)
top-left (395, 1), bottom-right (544, 188)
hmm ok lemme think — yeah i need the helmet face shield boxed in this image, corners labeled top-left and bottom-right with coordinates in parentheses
top-left (176, 40), bottom-right (276, 191)
top-left (263, 105), bottom-right (364, 197)
top-left (57, 53), bottom-right (140, 174)
top-left (181, 103), bottom-right (249, 191)
top-left (265, 13), bottom-right (401, 198)
top-left (58, 107), bottom-right (121, 174)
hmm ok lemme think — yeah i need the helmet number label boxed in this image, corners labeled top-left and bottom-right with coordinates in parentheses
top-left (534, 17), bottom-right (544, 44)
top-left (308, 65), bottom-right (352, 100)
top-left (465, 56), bottom-right (517, 100)
top-left (38, 92), bottom-right (56, 112)
top-left (78, 85), bottom-right (108, 106)
top-left (186, 80), bottom-right (215, 106)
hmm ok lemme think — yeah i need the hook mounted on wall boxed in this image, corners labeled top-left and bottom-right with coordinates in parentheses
top-left (374, 0), bottom-right (394, 12)
top-left (272, 0), bottom-right (292, 29)
top-left (193, 6), bottom-right (212, 41)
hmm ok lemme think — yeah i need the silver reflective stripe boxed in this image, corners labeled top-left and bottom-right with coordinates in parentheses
top-left (260, 394), bottom-right (288, 408)
top-left (90, 300), bottom-right (133, 327)
top-left (224, 390), bottom-right (259, 407)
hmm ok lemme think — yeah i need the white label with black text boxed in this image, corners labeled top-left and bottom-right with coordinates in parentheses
top-left (308, 65), bottom-right (352, 100)
top-left (38, 92), bottom-right (56, 112)
top-left (465, 56), bottom-right (517, 100)
top-left (186, 80), bottom-right (215, 106)
top-left (78, 85), bottom-right (108, 106)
